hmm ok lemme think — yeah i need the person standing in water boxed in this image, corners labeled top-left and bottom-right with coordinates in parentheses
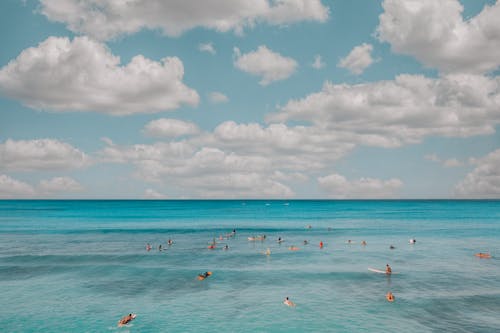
top-left (385, 264), bottom-right (392, 275)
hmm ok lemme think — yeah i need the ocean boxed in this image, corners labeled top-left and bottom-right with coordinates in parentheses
top-left (0, 200), bottom-right (499, 332)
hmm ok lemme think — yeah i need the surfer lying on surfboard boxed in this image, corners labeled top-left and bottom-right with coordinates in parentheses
top-left (118, 313), bottom-right (136, 327)
top-left (197, 271), bottom-right (212, 280)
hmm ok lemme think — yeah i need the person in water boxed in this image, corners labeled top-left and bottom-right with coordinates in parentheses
top-left (146, 243), bottom-right (151, 251)
top-left (386, 292), bottom-right (395, 302)
top-left (167, 239), bottom-right (173, 246)
top-left (319, 241), bottom-right (324, 249)
top-left (118, 313), bottom-right (136, 327)
top-left (390, 245), bottom-right (395, 250)
top-left (361, 240), bottom-right (367, 246)
top-left (284, 297), bottom-right (296, 307)
top-left (385, 264), bottom-right (392, 275)
top-left (198, 271), bottom-right (212, 280)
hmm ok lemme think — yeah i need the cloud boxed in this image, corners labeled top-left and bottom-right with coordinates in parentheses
top-left (377, 0), bottom-right (500, 73)
top-left (424, 154), bottom-right (463, 168)
top-left (39, 0), bottom-right (329, 40)
top-left (208, 92), bottom-right (229, 104)
top-left (234, 46), bottom-right (298, 85)
top-left (338, 43), bottom-right (375, 75)
top-left (311, 55), bottom-right (325, 69)
top-left (99, 140), bottom-right (294, 198)
top-left (318, 173), bottom-right (403, 199)
top-left (0, 174), bottom-right (35, 198)
top-left (144, 188), bottom-right (167, 199)
top-left (454, 149), bottom-right (500, 198)
top-left (266, 74), bottom-right (500, 147)
top-left (0, 36), bottom-right (199, 115)
top-left (0, 139), bottom-right (89, 172)
top-left (0, 175), bottom-right (82, 198)
top-left (144, 119), bottom-right (200, 138)
top-left (199, 42), bottom-right (216, 55)
top-left (38, 176), bottom-right (83, 193)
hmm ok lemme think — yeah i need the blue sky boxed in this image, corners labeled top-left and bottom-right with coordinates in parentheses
top-left (1, 0), bottom-right (499, 199)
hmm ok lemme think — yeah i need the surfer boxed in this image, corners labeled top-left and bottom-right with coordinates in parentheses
top-left (118, 313), bottom-right (136, 327)
top-left (385, 264), bottom-right (392, 275)
top-left (198, 272), bottom-right (212, 280)
top-left (284, 297), bottom-right (296, 307)
top-left (386, 292), bottom-right (395, 302)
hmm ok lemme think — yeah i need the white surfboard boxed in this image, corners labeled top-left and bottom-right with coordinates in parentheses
top-left (368, 268), bottom-right (397, 274)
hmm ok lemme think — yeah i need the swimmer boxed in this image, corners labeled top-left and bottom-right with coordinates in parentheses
top-left (306, 225), bottom-right (312, 229)
top-left (303, 240), bottom-right (309, 245)
top-left (361, 240), bottom-right (367, 246)
top-left (283, 297), bottom-right (296, 307)
top-left (475, 252), bottom-right (492, 259)
top-left (288, 246), bottom-right (300, 251)
top-left (385, 264), bottom-right (392, 275)
top-left (319, 241), bottom-right (324, 249)
top-left (167, 239), bottom-right (173, 246)
top-left (207, 244), bottom-right (216, 249)
top-left (277, 237), bottom-right (284, 243)
top-left (347, 240), bottom-right (352, 244)
top-left (409, 238), bottom-right (416, 244)
top-left (223, 244), bottom-right (229, 250)
top-left (118, 313), bottom-right (136, 327)
top-left (386, 292), bottom-right (395, 302)
top-left (265, 248), bottom-right (271, 256)
top-left (197, 271), bottom-right (212, 280)
top-left (390, 245), bottom-right (395, 250)
top-left (146, 243), bottom-right (151, 251)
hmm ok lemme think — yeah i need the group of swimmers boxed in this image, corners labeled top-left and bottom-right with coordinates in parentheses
top-left (146, 239), bottom-right (174, 252)
top-left (118, 230), bottom-right (492, 327)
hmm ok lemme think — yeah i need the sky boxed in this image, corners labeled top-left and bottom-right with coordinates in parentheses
top-left (1, 0), bottom-right (500, 199)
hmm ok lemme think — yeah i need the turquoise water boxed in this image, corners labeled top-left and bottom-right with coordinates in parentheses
top-left (0, 200), bottom-right (499, 332)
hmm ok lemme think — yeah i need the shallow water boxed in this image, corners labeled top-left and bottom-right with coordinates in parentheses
top-left (0, 200), bottom-right (499, 332)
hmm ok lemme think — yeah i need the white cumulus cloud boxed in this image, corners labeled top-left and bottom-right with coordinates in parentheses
top-left (144, 119), bottom-right (200, 138)
top-left (0, 36), bottom-right (199, 115)
top-left (454, 149), bottom-right (500, 198)
top-left (234, 46), bottom-right (298, 85)
top-left (425, 154), bottom-right (463, 168)
top-left (318, 173), bottom-right (403, 199)
top-left (338, 43), bottom-right (375, 75)
top-left (38, 176), bottom-right (83, 193)
top-left (377, 0), bottom-right (500, 73)
top-left (267, 74), bottom-right (500, 147)
top-left (0, 174), bottom-right (35, 198)
top-left (311, 55), bottom-right (325, 69)
top-left (0, 139), bottom-right (89, 172)
top-left (209, 92), bottom-right (229, 104)
top-left (144, 188), bottom-right (167, 199)
top-left (39, 0), bottom-right (329, 40)
top-left (199, 42), bottom-right (216, 55)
